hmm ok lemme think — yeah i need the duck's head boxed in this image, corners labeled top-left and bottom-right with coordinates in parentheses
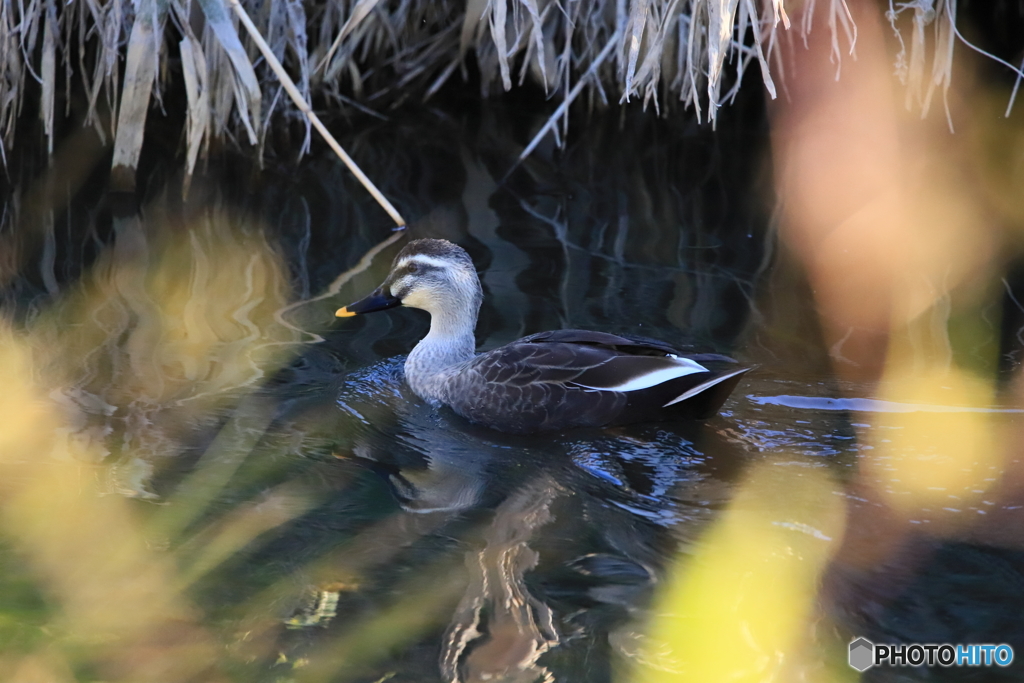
top-left (336, 239), bottom-right (482, 321)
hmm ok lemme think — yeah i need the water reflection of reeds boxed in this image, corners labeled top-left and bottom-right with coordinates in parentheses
top-left (31, 209), bottom-right (295, 489)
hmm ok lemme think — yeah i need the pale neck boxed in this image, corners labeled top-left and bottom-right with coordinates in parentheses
top-left (404, 304), bottom-right (478, 402)
top-left (423, 304), bottom-right (478, 343)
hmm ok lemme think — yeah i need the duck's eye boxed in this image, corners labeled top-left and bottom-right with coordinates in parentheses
top-left (406, 263), bottom-right (420, 275)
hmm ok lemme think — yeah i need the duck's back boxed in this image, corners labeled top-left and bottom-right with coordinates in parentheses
top-left (435, 330), bottom-right (747, 434)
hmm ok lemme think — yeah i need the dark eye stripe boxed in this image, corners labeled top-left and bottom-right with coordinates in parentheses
top-left (403, 262), bottom-right (440, 275)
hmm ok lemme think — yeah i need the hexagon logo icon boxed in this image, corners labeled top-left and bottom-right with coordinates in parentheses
top-left (849, 637), bottom-right (875, 672)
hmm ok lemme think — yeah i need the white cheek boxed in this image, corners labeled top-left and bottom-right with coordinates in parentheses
top-left (402, 289), bottom-right (432, 310)
top-left (389, 276), bottom-right (411, 298)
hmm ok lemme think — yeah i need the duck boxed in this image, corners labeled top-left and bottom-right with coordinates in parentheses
top-left (335, 238), bottom-right (748, 434)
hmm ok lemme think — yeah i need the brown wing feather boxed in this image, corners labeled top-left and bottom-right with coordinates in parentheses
top-left (441, 338), bottom-right (627, 433)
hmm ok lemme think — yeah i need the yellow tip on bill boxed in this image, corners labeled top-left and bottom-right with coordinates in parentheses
top-left (335, 307), bottom-right (356, 318)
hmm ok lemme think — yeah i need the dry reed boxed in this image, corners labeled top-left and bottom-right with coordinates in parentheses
top-left (3, 0), bottom-right (1020, 186)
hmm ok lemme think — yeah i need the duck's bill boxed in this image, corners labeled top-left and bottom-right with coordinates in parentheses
top-left (336, 289), bottom-right (401, 317)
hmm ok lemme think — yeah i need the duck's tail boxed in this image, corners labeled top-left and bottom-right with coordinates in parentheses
top-left (658, 367), bottom-right (751, 419)
top-left (663, 367), bottom-right (750, 407)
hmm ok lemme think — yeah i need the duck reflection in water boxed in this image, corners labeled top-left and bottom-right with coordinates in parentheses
top-left (310, 353), bottom-right (743, 683)
top-left (440, 478), bottom-right (561, 683)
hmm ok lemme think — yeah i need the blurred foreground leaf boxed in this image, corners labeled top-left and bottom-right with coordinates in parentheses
top-left (635, 459), bottom-right (846, 682)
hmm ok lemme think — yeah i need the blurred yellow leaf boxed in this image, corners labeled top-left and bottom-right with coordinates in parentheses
top-left (636, 460), bottom-right (845, 683)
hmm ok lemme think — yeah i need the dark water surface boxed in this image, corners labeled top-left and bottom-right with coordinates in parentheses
top-left (3, 101), bottom-right (1024, 682)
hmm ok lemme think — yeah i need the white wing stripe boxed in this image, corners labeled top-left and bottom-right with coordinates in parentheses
top-left (575, 358), bottom-right (707, 392)
top-left (662, 368), bottom-right (748, 407)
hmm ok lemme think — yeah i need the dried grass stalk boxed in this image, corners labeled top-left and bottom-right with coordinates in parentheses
top-left (110, 0), bottom-right (165, 191)
top-left (180, 28), bottom-right (210, 197)
top-left (196, 0), bottom-right (261, 143)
